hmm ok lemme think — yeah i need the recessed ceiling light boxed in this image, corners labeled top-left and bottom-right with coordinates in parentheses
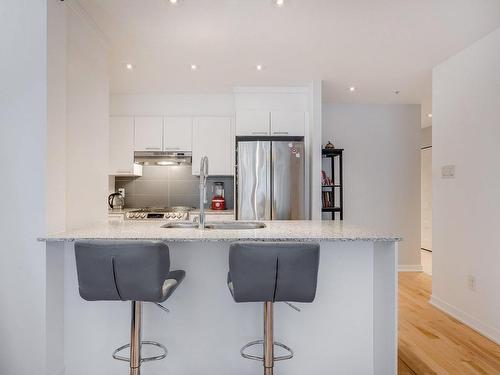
top-left (125, 63), bottom-right (134, 70)
top-left (394, 90), bottom-right (401, 95)
top-left (256, 64), bottom-right (263, 71)
top-left (349, 86), bottom-right (356, 92)
top-left (169, 0), bottom-right (179, 4)
top-left (190, 64), bottom-right (197, 71)
top-left (275, 0), bottom-right (285, 6)
top-left (428, 113), bottom-right (433, 118)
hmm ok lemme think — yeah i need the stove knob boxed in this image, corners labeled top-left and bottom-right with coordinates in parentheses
top-left (166, 213), bottom-right (171, 219)
top-left (175, 213), bottom-right (181, 219)
top-left (140, 213), bottom-right (147, 219)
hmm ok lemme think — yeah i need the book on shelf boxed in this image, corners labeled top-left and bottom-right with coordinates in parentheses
top-left (322, 191), bottom-right (335, 208)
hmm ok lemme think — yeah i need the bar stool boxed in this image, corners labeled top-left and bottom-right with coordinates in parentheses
top-left (227, 242), bottom-right (320, 375)
top-left (74, 240), bottom-right (185, 375)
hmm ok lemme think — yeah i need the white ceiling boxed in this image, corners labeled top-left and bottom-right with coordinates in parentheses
top-left (80, 0), bottom-right (500, 124)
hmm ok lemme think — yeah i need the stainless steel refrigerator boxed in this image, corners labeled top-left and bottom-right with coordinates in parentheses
top-left (236, 138), bottom-right (305, 220)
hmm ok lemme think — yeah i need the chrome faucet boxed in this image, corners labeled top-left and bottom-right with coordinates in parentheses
top-left (198, 156), bottom-right (209, 229)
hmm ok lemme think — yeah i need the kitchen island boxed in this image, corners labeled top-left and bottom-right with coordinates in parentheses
top-left (42, 220), bottom-right (400, 375)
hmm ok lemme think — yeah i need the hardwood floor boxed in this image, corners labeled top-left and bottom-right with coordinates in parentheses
top-left (398, 272), bottom-right (500, 374)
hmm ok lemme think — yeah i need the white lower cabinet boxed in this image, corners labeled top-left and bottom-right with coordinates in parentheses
top-left (109, 116), bottom-right (142, 176)
top-left (192, 117), bottom-right (233, 175)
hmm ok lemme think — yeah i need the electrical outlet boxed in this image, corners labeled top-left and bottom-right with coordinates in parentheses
top-left (467, 275), bottom-right (476, 291)
top-left (441, 165), bottom-right (456, 179)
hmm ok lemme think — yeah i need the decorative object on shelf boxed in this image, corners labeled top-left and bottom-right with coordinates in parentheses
top-left (321, 148), bottom-right (344, 220)
top-left (321, 170), bottom-right (334, 186)
top-left (324, 141), bottom-right (335, 150)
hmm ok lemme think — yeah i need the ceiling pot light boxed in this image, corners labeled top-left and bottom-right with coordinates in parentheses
top-left (428, 113), bottom-right (433, 118)
top-left (275, 0), bottom-right (285, 7)
top-left (256, 64), bottom-right (263, 71)
top-left (348, 86), bottom-right (356, 92)
top-left (190, 64), bottom-right (197, 71)
top-left (169, 0), bottom-right (179, 4)
top-left (125, 63), bottom-right (134, 70)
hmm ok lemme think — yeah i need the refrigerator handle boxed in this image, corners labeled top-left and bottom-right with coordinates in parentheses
top-left (269, 141), bottom-right (273, 220)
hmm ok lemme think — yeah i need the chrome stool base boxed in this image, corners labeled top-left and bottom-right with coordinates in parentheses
top-left (112, 341), bottom-right (168, 363)
top-left (240, 340), bottom-right (294, 362)
top-left (239, 302), bottom-right (294, 375)
top-left (112, 301), bottom-right (169, 375)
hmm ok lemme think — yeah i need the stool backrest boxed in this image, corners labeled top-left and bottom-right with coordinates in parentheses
top-left (75, 240), bottom-right (171, 302)
top-left (229, 242), bottom-right (320, 303)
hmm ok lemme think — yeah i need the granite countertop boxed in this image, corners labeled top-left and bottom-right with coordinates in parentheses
top-left (39, 220), bottom-right (401, 242)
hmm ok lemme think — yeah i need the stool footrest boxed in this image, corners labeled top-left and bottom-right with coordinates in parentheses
top-left (240, 340), bottom-right (294, 362)
top-left (112, 341), bottom-right (168, 363)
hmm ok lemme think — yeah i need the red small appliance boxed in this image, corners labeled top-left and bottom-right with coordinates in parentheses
top-left (211, 182), bottom-right (226, 210)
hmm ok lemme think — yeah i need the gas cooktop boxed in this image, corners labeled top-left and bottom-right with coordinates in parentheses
top-left (125, 206), bottom-right (194, 220)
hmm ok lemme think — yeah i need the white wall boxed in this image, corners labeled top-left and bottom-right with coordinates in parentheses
top-left (65, 3), bottom-right (109, 228)
top-left (110, 93), bottom-right (234, 116)
top-left (431, 27), bottom-right (500, 343)
top-left (47, 0), bottom-right (67, 233)
top-left (421, 126), bottom-right (432, 149)
top-left (0, 1), bottom-right (47, 374)
top-left (323, 104), bottom-right (421, 268)
top-left (421, 147), bottom-right (432, 251)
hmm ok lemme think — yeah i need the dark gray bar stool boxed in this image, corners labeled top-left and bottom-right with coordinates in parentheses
top-left (228, 242), bottom-right (320, 375)
top-left (74, 240), bottom-right (185, 375)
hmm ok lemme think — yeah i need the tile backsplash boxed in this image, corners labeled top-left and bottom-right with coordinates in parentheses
top-left (115, 165), bottom-right (234, 209)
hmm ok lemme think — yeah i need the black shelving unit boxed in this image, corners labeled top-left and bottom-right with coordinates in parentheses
top-left (322, 148), bottom-right (344, 220)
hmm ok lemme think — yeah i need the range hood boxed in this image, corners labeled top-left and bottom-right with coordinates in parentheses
top-left (134, 151), bottom-right (192, 166)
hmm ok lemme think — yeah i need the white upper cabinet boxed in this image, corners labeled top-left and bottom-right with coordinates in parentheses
top-left (270, 111), bottom-right (305, 136)
top-left (109, 116), bottom-right (142, 176)
top-left (235, 111), bottom-right (270, 136)
top-left (134, 116), bottom-right (163, 151)
top-left (163, 117), bottom-right (192, 151)
top-left (192, 117), bottom-right (233, 176)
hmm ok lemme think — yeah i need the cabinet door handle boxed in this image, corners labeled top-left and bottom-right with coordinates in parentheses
top-left (164, 147), bottom-right (180, 150)
top-left (251, 131), bottom-right (268, 135)
top-left (273, 131), bottom-right (289, 135)
top-left (145, 147), bottom-right (161, 150)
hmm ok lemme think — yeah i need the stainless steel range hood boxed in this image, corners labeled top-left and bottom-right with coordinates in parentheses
top-left (134, 151), bottom-right (192, 166)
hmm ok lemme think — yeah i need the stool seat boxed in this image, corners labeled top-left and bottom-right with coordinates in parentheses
top-left (228, 241), bottom-right (320, 303)
top-left (75, 240), bottom-right (184, 303)
top-left (161, 270), bottom-right (185, 302)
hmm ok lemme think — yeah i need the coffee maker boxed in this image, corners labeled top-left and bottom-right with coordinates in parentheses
top-left (211, 182), bottom-right (226, 210)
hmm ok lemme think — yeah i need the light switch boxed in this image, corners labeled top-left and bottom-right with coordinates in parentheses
top-left (441, 165), bottom-right (455, 179)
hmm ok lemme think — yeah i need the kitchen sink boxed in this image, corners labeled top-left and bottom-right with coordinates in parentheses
top-left (204, 222), bottom-right (266, 230)
top-left (161, 222), bottom-right (199, 229)
top-left (161, 221), bottom-right (266, 230)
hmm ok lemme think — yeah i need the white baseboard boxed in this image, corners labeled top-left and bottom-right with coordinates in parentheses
top-left (430, 295), bottom-right (500, 345)
top-left (398, 264), bottom-right (423, 272)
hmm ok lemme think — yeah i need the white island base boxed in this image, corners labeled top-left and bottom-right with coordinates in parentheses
top-left (46, 236), bottom-right (397, 375)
